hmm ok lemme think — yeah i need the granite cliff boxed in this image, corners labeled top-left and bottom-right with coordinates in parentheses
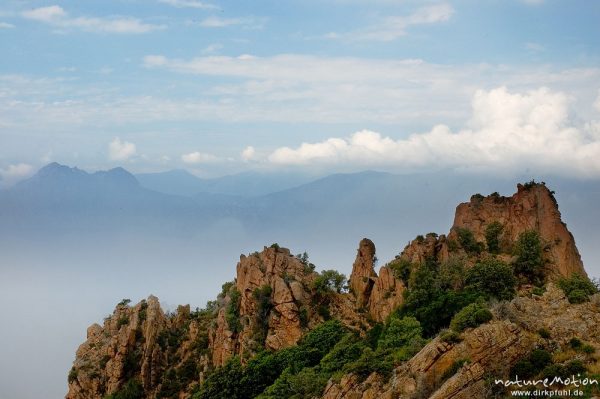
top-left (66, 182), bottom-right (599, 399)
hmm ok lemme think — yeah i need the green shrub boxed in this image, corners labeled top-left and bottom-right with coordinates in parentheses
top-left (313, 270), bottom-right (347, 294)
top-left (513, 230), bottom-right (544, 284)
top-left (388, 259), bottom-right (412, 287)
top-left (117, 316), bottom-right (129, 329)
top-left (558, 273), bottom-right (598, 304)
top-left (485, 222), bottom-right (503, 254)
top-left (225, 288), bottom-right (242, 334)
top-left (570, 337), bottom-right (583, 349)
top-left (538, 328), bottom-right (551, 339)
top-left (441, 359), bottom-right (468, 382)
top-left (258, 367), bottom-right (329, 399)
top-left (510, 349), bottom-right (552, 379)
top-left (118, 298), bottom-right (131, 307)
top-left (439, 329), bottom-right (462, 344)
top-left (377, 315), bottom-right (422, 350)
top-left (253, 285), bottom-right (274, 343)
top-left (456, 228), bottom-right (483, 254)
top-left (319, 333), bottom-right (366, 374)
top-left (342, 347), bottom-right (393, 379)
top-left (465, 258), bottom-right (517, 301)
top-left (68, 367), bottom-right (78, 383)
top-left (531, 286), bottom-right (546, 296)
top-left (104, 379), bottom-right (144, 399)
top-left (449, 302), bottom-right (492, 332)
top-left (270, 243), bottom-right (280, 250)
top-left (438, 257), bottom-right (466, 290)
top-left (582, 345), bottom-right (596, 354)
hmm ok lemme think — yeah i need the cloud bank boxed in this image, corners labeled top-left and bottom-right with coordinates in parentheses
top-left (268, 87), bottom-right (600, 177)
top-left (22, 5), bottom-right (165, 34)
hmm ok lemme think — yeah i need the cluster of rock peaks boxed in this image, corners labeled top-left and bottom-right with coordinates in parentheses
top-left (66, 182), bottom-right (592, 399)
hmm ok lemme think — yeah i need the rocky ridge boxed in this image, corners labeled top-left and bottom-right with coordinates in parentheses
top-left (66, 182), bottom-right (596, 399)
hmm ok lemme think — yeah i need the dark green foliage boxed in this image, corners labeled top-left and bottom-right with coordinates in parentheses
top-left (117, 316), bottom-right (129, 329)
top-left (319, 333), bottom-right (366, 374)
top-left (510, 349), bottom-right (552, 379)
top-left (139, 300), bottom-right (148, 321)
top-left (570, 337), bottom-right (583, 349)
top-left (541, 360), bottom-right (587, 380)
top-left (195, 320), bottom-right (347, 399)
top-left (465, 258), bottom-right (517, 301)
top-left (449, 302), bottom-right (492, 332)
top-left (485, 221), bottom-right (503, 254)
top-left (456, 227), bottom-right (483, 254)
top-left (123, 348), bottom-right (142, 380)
top-left (441, 359), bottom-right (468, 382)
top-left (196, 356), bottom-right (244, 399)
top-left (377, 316), bottom-right (422, 351)
top-left (538, 328), bottom-right (551, 339)
top-left (104, 379), bottom-right (143, 399)
top-left (388, 258), bottom-right (412, 287)
top-left (253, 285), bottom-right (274, 343)
top-left (439, 329), bottom-right (462, 344)
top-left (582, 345), bottom-right (596, 354)
top-left (416, 235), bottom-right (425, 243)
top-left (558, 273), bottom-right (598, 304)
top-left (68, 367), bottom-right (78, 383)
top-left (118, 298), bottom-right (131, 307)
top-left (365, 323), bottom-right (384, 349)
top-left (531, 286), bottom-right (546, 296)
top-left (155, 358), bottom-right (199, 397)
top-left (399, 258), bottom-right (481, 336)
top-left (438, 257), bottom-right (466, 290)
top-left (298, 306), bottom-right (309, 328)
top-left (513, 230), bottom-right (544, 284)
top-left (296, 252), bottom-right (316, 273)
top-left (225, 288), bottom-right (242, 334)
top-left (343, 347), bottom-right (393, 379)
top-left (313, 270), bottom-right (347, 294)
top-left (269, 243), bottom-right (280, 250)
top-left (259, 367), bottom-right (329, 399)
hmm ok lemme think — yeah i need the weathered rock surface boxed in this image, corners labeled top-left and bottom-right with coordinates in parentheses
top-left (349, 238), bottom-right (377, 307)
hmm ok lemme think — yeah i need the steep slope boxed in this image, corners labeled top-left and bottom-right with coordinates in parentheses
top-left (65, 183), bottom-right (598, 399)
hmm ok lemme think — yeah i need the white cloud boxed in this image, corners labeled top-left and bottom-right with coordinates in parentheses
top-left (267, 87), bottom-right (600, 177)
top-left (108, 138), bottom-right (136, 161)
top-left (0, 163), bottom-right (34, 187)
top-left (21, 5), bottom-right (165, 34)
top-left (241, 146), bottom-right (256, 162)
top-left (198, 16), bottom-right (266, 29)
top-left (325, 3), bottom-right (454, 41)
top-left (181, 151), bottom-right (218, 164)
top-left (158, 0), bottom-right (217, 9)
top-left (0, 22), bottom-right (15, 29)
top-left (594, 90), bottom-right (600, 113)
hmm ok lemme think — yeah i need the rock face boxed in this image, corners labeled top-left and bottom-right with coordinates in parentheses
top-left (398, 183), bottom-right (585, 281)
top-left (210, 245), bottom-right (318, 366)
top-left (450, 183), bottom-right (585, 279)
top-left (324, 284), bottom-right (600, 399)
top-left (348, 238), bottom-right (405, 322)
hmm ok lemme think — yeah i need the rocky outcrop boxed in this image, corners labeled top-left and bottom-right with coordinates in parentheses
top-left (349, 238), bottom-right (377, 307)
top-left (397, 183), bottom-right (585, 281)
top-left (210, 245), bottom-right (319, 366)
top-left (450, 183), bottom-right (585, 278)
top-left (348, 239), bottom-right (405, 322)
top-left (324, 284), bottom-right (600, 399)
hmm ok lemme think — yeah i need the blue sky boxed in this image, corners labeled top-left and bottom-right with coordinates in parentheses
top-left (1, 0), bottom-right (599, 182)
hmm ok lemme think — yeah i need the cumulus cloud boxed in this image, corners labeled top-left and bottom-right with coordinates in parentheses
top-left (241, 146), bottom-right (256, 162)
top-left (181, 151), bottom-right (217, 164)
top-left (268, 87), bottom-right (600, 177)
top-left (325, 3), bottom-right (454, 41)
top-left (108, 138), bottom-right (136, 161)
top-left (0, 22), bottom-right (15, 29)
top-left (0, 163), bottom-right (34, 187)
top-left (158, 0), bottom-right (216, 9)
top-left (21, 5), bottom-right (165, 34)
top-left (594, 91), bottom-right (600, 113)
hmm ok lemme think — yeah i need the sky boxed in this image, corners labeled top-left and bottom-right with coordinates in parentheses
top-left (0, 0), bottom-right (600, 184)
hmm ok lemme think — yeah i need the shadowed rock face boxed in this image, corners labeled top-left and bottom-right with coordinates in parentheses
top-left (66, 183), bottom-right (592, 399)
